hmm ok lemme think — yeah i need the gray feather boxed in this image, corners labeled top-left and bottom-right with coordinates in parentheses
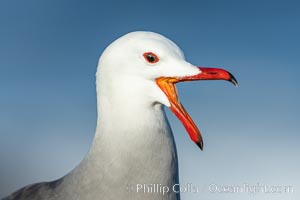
top-left (2, 179), bottom-right (63, 200)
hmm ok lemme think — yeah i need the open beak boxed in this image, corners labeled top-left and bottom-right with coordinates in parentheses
top-left (156, 67), bottom-right (238, 150)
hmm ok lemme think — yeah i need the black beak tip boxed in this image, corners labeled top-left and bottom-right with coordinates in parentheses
top-left (229, 73), bottom-right (238, 87)
top-left (196, 141), bottom-right (204, 151)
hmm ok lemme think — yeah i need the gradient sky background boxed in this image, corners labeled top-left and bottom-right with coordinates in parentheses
top-left (0, 0), bottom-right (299, 199)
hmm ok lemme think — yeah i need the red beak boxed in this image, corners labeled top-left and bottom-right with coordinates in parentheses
top-left (156, 67), bottom-right (238, 150)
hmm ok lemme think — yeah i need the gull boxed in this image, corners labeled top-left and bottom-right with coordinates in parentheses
top-left (3, 31), bottom-right (237, 200)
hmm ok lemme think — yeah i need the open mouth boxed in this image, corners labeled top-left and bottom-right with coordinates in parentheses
top-left (156, 67), bottom-right (238, 150)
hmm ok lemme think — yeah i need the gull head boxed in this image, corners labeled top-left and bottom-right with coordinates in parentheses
top-left (96, 31), bottom-right (238, 150)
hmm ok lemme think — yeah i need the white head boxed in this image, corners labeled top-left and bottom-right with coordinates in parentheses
top-left (96, 31), bottom-right (237, 150)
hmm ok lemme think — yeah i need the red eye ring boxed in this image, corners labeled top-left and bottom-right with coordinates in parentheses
top-left (143, 52), bottom-right (159, 64)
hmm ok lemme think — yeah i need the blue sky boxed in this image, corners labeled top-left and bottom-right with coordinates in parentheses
top-left (0, 0), bottom-right (299, 199)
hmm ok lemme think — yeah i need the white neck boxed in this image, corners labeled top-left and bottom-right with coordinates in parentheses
top-left (60, 75), bottom-right (180, 200)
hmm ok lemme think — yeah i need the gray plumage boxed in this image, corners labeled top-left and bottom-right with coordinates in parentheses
top-left (3, 179), bottom-right (63, 200)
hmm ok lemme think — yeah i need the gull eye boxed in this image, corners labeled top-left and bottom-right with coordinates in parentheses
top-left (143, 52), bottom-right (159, 64)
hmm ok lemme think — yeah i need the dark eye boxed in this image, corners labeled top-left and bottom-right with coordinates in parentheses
top-left (143, 52), bottom-right (159, 64)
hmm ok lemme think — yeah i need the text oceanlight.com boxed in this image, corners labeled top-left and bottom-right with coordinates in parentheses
top-left (209, 183), bottom-right (294, 194)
